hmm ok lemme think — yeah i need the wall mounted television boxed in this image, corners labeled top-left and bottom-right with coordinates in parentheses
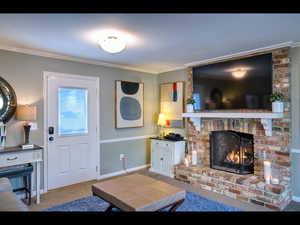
top-left (192, 53), bottom-right (272, 111)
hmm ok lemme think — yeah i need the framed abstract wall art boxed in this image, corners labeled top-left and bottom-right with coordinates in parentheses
top-left (160, 81), bottom-right (185, 128)
top-left (115, 80), bottom-right (144, 128)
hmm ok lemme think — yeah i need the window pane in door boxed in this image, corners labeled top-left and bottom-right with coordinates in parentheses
top-left (58, 88), bottom-right (88, 135)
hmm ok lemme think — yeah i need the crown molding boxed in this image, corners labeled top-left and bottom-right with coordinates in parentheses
top-left (0, 44), bottom-right (158, 74)
top-left (184, 41), bottom-right (294, 68)
top-left (156, 66), bottom-right (188, 75)
top-left (1, 41), bottom-right (298, 76)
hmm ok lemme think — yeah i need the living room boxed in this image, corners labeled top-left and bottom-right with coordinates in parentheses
top-left (0, 12), bottom-right (300, 214)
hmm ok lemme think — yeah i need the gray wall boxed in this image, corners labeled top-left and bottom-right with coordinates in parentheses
top-left (291, 47), bottom-right (300, 198)
top-left (158, 68), bottom-right (188, 137)
top-left (0, 49), bottom-right (159, 190)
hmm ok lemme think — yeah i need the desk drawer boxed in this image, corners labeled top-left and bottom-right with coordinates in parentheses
top-left (0, 150), bottom-right (42, 167)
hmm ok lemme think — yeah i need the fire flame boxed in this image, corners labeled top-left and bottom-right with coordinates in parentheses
top-left (226, 151), bottom-right (240, 164)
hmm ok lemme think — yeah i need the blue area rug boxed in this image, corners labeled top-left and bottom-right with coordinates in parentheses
top-left (45, 191), bottom-right (241, 212)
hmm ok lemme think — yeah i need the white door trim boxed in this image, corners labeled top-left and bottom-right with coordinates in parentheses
top-left (43, 71), bottom-right (100, 193)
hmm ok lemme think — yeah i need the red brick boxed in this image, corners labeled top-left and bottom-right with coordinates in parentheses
top-left (229, 188), bottom-right (240, 194)
top-left (250, 199), bottom-right (265, 206)
top-left (265, 184), bottom-right (285, 194)
top-left (275, 151), bottom-right (290, 156)
top-left (276, 161), bottom-right (290, 167)
top-left (265, 204), bottom-right (281, 211)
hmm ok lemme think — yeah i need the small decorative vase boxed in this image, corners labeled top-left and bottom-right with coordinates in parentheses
top-left (186, 104), bottom-right (194, 113)
top-left (272, 101), bottom-right (284, 113)
top-left (0, 122), bottom-right (7, 149)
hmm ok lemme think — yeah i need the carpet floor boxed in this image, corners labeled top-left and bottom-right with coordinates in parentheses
top-left (45, 191), bottom-right (241, 212)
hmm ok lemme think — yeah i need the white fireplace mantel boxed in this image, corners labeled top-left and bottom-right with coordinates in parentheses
top-left (182, 112), bottom-right (284, 136)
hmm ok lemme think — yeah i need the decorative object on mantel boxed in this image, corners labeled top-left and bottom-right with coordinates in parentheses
top-left (0, 122), bottom-right (7, 149)
top-left (157, 113), bottom-right (167, 138)
top-left (186, 97), bottom-right (195, 113)
top-left (270, 92), bottom-right (285, 113)
top-left (263, 160), bottom-right (271, 184)
top-left (16, 105), bottom-right (37, 149)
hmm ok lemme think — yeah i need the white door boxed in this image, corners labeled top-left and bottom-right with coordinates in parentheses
top-left (45, 72), bottom-right (99, 190)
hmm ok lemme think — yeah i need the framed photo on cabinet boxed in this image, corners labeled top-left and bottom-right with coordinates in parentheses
top-left (115, 80), bottom-right (144, 128)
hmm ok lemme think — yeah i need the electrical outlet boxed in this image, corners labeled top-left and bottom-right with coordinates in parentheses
top-left (120, 154), bottom-right (125, 161)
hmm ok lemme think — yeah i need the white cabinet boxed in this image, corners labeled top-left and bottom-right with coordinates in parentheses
top-left (149, 139), bottom-right (186, 178)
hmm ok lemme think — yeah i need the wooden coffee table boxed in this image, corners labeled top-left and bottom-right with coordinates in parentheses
top-left (92, 174), bottom-right (186, 211)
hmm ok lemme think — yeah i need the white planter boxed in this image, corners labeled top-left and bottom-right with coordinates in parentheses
top-left (186, 104), bottom-right (194, 113)
top-left (272, 101), bottom-right (284, 113)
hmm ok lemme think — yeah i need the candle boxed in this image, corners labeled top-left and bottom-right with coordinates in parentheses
top-left (271, 177), bottom-right (279, 185)
top-left (264, 161), bottom-right (271, 184)
top-left (184, 157), bottom-right (190, 167)
top-left (191, 150), bottom-right (197, 165)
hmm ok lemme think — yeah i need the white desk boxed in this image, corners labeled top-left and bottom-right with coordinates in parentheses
top-left (0, 145), bottom-right (43, 204)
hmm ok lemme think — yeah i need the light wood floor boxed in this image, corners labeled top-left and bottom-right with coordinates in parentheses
top-left (28, 169), bottom-right (299, 211)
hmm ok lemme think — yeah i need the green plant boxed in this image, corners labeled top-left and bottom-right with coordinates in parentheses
top-left (270, 92), bottom-right (285, 102)
top-left (186, 97), bottom-right (195, 104)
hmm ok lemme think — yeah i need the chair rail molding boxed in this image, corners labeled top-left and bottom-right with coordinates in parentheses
top-left (100, 134), bottom-right (156, 144)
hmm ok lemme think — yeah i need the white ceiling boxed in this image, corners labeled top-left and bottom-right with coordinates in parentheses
top-left (0, 14), bottom-right (300, 74)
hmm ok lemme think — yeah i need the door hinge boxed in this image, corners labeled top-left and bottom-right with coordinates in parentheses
top-left (96, 166), bottom-right (98, 172)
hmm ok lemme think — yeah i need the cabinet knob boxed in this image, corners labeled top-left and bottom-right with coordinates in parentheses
top-left (160, 158), bottom-right (163, 160)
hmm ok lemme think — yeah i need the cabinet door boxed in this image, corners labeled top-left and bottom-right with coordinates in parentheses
top-left (161, 145), bottom-right (174, 177)
top-left (151, 141), bottom-right (161, 172)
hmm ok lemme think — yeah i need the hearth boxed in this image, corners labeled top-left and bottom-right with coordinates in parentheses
top-left (210, 130), bottom-right (254, 175)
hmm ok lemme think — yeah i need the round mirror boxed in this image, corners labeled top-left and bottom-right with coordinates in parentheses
top-left (0, 77), bottom-right (17, 123)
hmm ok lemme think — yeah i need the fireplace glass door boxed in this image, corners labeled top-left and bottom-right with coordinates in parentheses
top-left (210, 130), bottom-right (254, 175)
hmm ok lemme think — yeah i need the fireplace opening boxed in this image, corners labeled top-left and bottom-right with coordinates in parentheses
top-left (210, 130), bottom-right (254, 175)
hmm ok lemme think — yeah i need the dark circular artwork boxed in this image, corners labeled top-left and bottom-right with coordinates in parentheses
top-left (121, 81), bottom-right (139, 95)
top-left (0, 77), bottom-right (17, 123)
top-left (120, 96), bottom-right (141, 121)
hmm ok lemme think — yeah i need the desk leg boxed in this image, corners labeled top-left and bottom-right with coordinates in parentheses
top-left (36, 161), bottom-right (40, 204)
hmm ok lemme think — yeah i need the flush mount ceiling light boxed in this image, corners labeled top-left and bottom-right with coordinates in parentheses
top-left (98, 36), bottom-right (126, 54)
top-left (232, 68), bottom-right (247, 79)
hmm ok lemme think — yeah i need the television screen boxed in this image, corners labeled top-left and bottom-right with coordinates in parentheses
top-left (192, 53), bottom-right (272, 111)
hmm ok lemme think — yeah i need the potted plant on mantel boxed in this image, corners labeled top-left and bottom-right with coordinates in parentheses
top-left (186, 97), bottom-right (195, 113)
top-left (270, 92), bottom-right (285, 113)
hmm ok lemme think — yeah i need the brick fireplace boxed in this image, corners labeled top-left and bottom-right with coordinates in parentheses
top-left (175, 48), bottom-right (292, 210)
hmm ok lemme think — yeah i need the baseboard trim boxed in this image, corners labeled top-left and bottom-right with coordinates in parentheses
top-left (16, 189), bottom-right (45, 200)
top-left (100, 135), bottom-right (156, 144)
top-left (292, 196), bottom-right (300, 202)
top-left (98, 164), bottom-right (151, 180)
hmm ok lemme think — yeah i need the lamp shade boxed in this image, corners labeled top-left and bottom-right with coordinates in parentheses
top-left (16, 105), bottom-right (37, 121)
top-left (157, 113), bottom-right (167, 126)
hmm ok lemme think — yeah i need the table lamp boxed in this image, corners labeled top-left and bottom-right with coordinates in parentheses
top-left (157, 113), bottom-right (167, 138)
top-left (16, 105), bottom-right (37, 148)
